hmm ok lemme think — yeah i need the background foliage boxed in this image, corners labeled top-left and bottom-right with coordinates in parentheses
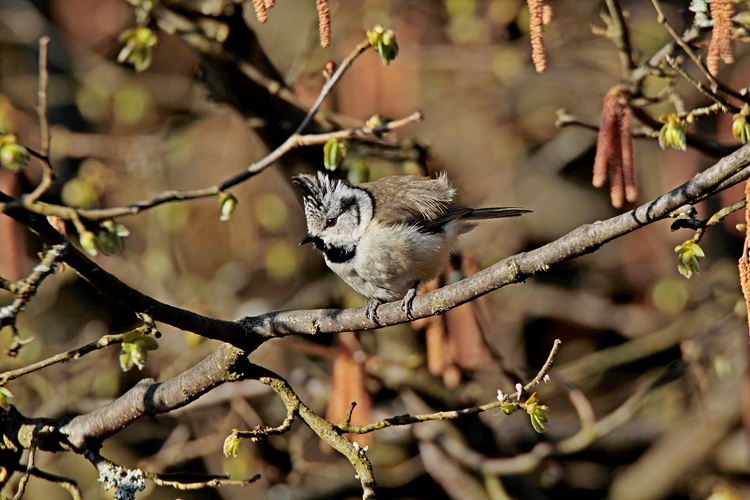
top-left (1, 0), bottom-right (749, 499)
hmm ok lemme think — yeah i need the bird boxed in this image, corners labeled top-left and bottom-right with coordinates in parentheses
top-left (293, 172), bottom-right (531, 323)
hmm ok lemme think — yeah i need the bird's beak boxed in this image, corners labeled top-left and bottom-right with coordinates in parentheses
top-left (299, 234), bottom-right (315, 245)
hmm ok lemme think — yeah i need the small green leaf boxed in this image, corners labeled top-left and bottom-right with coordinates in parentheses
top-left (529, 411), bottom-right (549, 433)
top-left (365, 114), bottom-right (393, 139)
top-left (524, 392), bottom-right (550, 433)
top-left (119, 342), bottom-right (137, 371)
top-left (0, 387), bottom-right (14, 410)
top-left (223, 430), bottom-right (241, 457)
top-left (120, 332), bottom-right (158, 371)
top-left (323, 138), bottom-right (347, 171)
top-left (675, 240), bottom-right (704, 279)
top-left (219, 191), bottom-right (238, 222)
top-left (139, 335), bottom-right (159, 351)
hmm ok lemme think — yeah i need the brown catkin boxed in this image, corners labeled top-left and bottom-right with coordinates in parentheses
top-left (541, 0), bottom-right (553, 25)
top-left (741, 179), bottom-right (750, 341)
top-left (527, 0), bottom-right (546, 72)
top-left (264, 0), bottom-right (275, 8)
top-left (593, 90), bottom-right (620, 188)
top-left (317, 0), bottom-right (331, 48)
top-left (425, 317), bottom-right (448, 377)
top-left (608, 134), bottom-right (625, 209)
top-left (740, 258), bottom-right (750, 339)
top-left (252, 0), bottom-right (268, 23)
top-left (707, 0), bottom-right (734, 77)
top-left (620, 104), bottom-right (637, 203)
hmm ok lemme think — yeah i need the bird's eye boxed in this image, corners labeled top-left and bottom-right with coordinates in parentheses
top-left (326, 217), bottom-right (337, 227)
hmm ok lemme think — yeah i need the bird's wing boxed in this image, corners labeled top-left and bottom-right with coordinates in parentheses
top-left (362, 175), bottom-right (456, 227)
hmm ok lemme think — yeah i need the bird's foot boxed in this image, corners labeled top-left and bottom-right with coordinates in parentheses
top-left (365, 299), bottom-right (381, 324)
top-left (400, 286), bottom-right (417, 319)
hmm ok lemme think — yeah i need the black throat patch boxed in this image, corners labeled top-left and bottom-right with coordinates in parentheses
top-left (323, 243), bottom-right (356, 263)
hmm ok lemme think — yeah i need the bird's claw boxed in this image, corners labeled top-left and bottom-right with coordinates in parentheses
top-left (400, 287), bottom-right (417, 319)
top-left (365, 299), bottom-right (381, 324)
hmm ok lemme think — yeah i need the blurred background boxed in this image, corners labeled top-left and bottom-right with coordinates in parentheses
top-left (1, 0), bottom-right (749, 498)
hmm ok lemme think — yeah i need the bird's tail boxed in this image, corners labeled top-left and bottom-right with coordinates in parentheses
top-left (464, 207), bottom-right (532, 220)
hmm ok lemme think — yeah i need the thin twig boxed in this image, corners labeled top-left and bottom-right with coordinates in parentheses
top-left (26, 36), bottom-right (54, 204)
top-left (523, 339), bottom-right (562, 389)
top-left (666, 57), bottom-right (737, 113)
top-left (435, 364), bottom-right (679, 477)
top-left (293, 40), bottom-right (370, 135)
top-left (0, 332), bottom-right (128, 384)
top-left (338, 340), bottom-right (561, 434)
top-left (689, 198), bottom-right (746, 243)
top-left (148, 472), bottom-right (262, 489)
top-left (234, 410), bottom-right (295, 440)
top-left (3, 111), bottom-right (423, 222)
top-left (28, 468), bottom-right (81, 500)
top-left (36, 37), bottom-right (50, 158)
top-left (704, 198), bottom-right (746, 227)
top-left (6, 324), bottom-right (34, 358)
top-left (650, 0), bottom-right (745, 102)
top-left (605, 0), bottom-right (636, 74)
top-left (1, 242), bottom-right (68, 357)
top-left (13, 445), bottom-right (36, 500)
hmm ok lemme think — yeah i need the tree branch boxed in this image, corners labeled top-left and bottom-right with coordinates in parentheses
top-left (3, 143), bottom-right (750, 350)
top-left (60, 343), bottom-right (250, 449)
top-left (240, 141), bottom-right (750, 335)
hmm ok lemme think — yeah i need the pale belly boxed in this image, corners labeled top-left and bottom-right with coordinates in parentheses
top-left (326, 224), bottom-right (457, 303)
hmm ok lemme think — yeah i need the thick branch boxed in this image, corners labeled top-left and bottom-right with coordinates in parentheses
top-left (4, 143), bottom-right (750, 348)
top-left (60, 343), bottom-right (250, 449)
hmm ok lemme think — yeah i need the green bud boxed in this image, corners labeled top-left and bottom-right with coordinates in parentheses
top-left (96, 221), bottom-right (129, 256)
top-left (366, 25), bottom-right (399, 65)
top-left (223, 430), bottom-right (241, 457)
top-left (118, 26), bottom-right (157, 72)
top-left (0, 387), bottom-right (14, 411)
top-left (674, 240), bottom-right (704, 279)
top-left (366, 24), bottom-right (385, 46)
top-left (323, 138), bottom-right (347, 171)
top-left (365, 114), bottom-right (393, 139)
top-left (219, 191), bottom-right (238, 221)
top-left (658, 114), bottom-right (686, 151)
top-left (733, 114), bottom-right (750, 144)
top-left (0, 134), bottom-right (30, 171)
top-left (501, 402), bottom-right (519, 415)
top-left (365, 114), bottom-right (392, 129)
top-left (134, 26), bottom-right (157, 46)
top-left (79, 231), bottom-right (98, 256)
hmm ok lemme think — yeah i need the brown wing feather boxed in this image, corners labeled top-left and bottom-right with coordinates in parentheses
top-left (360, 174), bottom-right (455, 226)
top-left (361, 174), bottom-right (532, 232)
